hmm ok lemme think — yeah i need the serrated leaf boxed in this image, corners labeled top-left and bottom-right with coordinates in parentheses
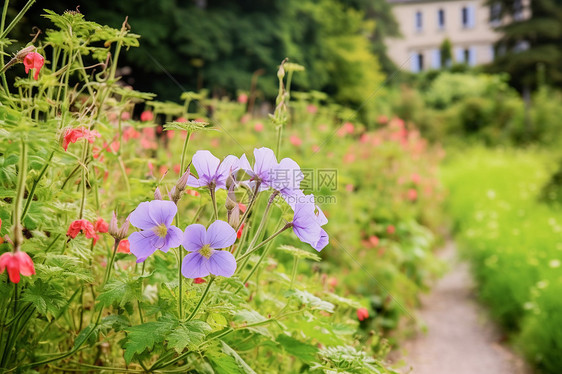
top-left (276, 334), bottom-right (318, 362)
top-left (123, 319), bottom-right (176, 364)
top-left (207, 351), bottom-right (245, 374)
top-left (97, 277), bottom-right (143, 308)
top-left (166, 320), bottom-right (212, 353)
top-left (22, 278), bottom-right (65, 318)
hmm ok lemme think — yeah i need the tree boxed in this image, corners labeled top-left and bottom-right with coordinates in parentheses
top-left (489, 0), bottom-right (562, 90)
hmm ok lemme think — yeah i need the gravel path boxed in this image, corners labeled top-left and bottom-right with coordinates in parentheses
top-left (391, 241), bottom-right (530, 374)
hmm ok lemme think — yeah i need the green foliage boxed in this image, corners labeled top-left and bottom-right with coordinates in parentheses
top-left (443, 147), bottom-right (562, 373)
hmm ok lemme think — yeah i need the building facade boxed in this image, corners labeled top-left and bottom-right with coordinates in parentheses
top-left (385, 0), bottom-right (529, 72)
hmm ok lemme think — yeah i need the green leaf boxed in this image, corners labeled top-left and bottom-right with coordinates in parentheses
top-left (167, 320), bottom-right (212, 353)
top-left (278, 245), bottom-right (322, 261)
top-left (220, 341), bottom-right (257, 374)
top-left (276, 334), bottom-right (318, 363)
top-left (207, 351), bottom-right (245, 374)
top-left (22, 279), bottom-right (65, 318)
top-left (123, 319), bottom-right (176, 364)
top-left (285, 289), bottom-right (335, 313)
top-left (206, 313), bottom-right (227, 331)
top-left (74, 324), bottom-right (99, 350)
top-left (97, 276), bottom-right (143, 308)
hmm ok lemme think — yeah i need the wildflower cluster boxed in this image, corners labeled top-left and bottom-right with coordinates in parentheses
top-left (128, 146), bottom-right (329, 279)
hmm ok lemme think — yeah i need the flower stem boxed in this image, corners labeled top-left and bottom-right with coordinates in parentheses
top-left (236, 223), bottom-right (291, 262)
top-left (21, 150), bottom-right (54, 221)
top-left (186, 277), bottom-right (214, 321)
top-left (180, 131), bottom-right (192, 174)
top-left (12, 138), bottom-right (27, 252)
top-left (209, 186), bottom-right (218, 221)
top-left (290, 257), bottom-right (300, 289)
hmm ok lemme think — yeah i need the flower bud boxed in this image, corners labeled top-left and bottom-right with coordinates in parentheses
top-left (154, 187), bottom-right (163, 200)
top-left (228, 207), bottom-right (240, 229)
top-left (225, 187), bottom-right (237, 211)
top-left (108, 212), bottom-right (130, 240)
top-left (176, 168), bottom-right (190, 191)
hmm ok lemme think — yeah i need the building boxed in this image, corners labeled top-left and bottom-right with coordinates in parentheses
top-left (385, 0), bottom-right (530, 72)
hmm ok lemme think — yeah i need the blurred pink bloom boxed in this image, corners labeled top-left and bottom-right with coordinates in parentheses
top-left (386, 225), bottom-right (396, 235)
top-left (377, 115), bottom-right (388, 124)
top-left (140, 111), bottom-right (154, 122)
top-left (241, 114), bottom-right (250, 124)
top-left (357, 307), bottom-right (369, 321)
top-left (210, 138), bottom-right (220, 147)
top-left (121, 112), bottom-right (131, 121)
top-left (307, 104), bottom-right (318, 114)
top-left (254, 122), bottom-right (264, 132)
top-left (62, 128), bottom-right (101, 151)
top-left (311, 145), bottom-right (320, 153)
top-left (369, 235), bottom-right (379, 247)
top-left (411, 173), bottom-right (421, 184)
top-left (345, 184), bottom-right (353, 192)
top-left (176, 117), bottom-right (187, 123)
top-left (289, 135), bottom-right (302, 147)
top-left (407, 188), bottom-right (418, 201)
top-left (238, 93), bottom-right (248, 104)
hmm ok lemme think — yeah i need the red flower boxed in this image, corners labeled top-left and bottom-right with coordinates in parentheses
top-left (238, 203), bottom-right (247, 213)
top-left (62, 128), bottom-right (101, 151)
top-left (254, 122), bottom-right (264, 132)
top-left (186, 189), bottom-right (200, 197)
top-left (176, 117), bottom-right (187, 123)
top-left (117, 239), bottom-right (130, 253)
top-left (386, 225), bottom-right (396, 235)
top-left (237, 223), bottom-right (245, 239)
top-left (194, 277), bottom-right (206, 284)
top-left (289, 135), bottom-right (302, 147)
top-left (407, 188), bottom-right (418, 201)
top-left (357, 307), bottom-right (369, 321)
top-left (23, 52), bottom-right (44, 80)
top-left (0, 251), bottom-right (35, 283)
top-left (369, 235), bottom-right (379, 247)
top-left (238, 93), bottom-right (248, 104)
top-left (94, 218), bottom-right (108, 233)
top-left (140, 110), bottom-right (154, 122)
top-left (67, 219), bottom-right (98, 243)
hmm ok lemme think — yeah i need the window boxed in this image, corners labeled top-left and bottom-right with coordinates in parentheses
top-left (415, 11), bottom-right (423, 32)
top-left (463, 49), bottom-right (470, 63)
top-left (490, 3), bottom-right (502, 24)
top-left (431, 49), bottom-right (441, 69)
top-left (438, 9), bottom-right (445, 29)
top-left (411, 52), bottom-right (424, 72)
top-left (462, 6), bottom-right (475, 28)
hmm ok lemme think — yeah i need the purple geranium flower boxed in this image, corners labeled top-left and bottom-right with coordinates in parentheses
top-left (181, 220), bottom-right (237, 278)
top-left (291, 197), bottom-right (329, 252)
top-left (239, 147), bottom-right (303, 195)
top-left (128, 200), bottom-right (183, 263)
top-left (187, 150), bottom-right (239, 190)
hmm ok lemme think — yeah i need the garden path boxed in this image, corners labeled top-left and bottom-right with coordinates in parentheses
top-left (391, 241), bottom-right (530, 374)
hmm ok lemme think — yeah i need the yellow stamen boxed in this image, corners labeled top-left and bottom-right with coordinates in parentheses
top-left (200, 244), bottom-right (213, 259)
top-left (154, 224), bottom-right (168, 238)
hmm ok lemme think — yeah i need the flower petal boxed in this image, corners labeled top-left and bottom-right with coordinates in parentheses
top-left (129, 231), bottom-right (158, 263)
top-left (164, 225), bottom-right (183, 250)
top-left (192, 150), bottom-right (220, 182)
top-left (14, 252), bottom-right (35, 276)
top-left (253, 147), bottom-right (278, 180)
top-left (314, 229), bottom-right (329, 252)
top-left (129, 201), bottom-right (157, 230)
top-left (148, 200), bottom-right (177, 226)
top-left (181, 251), bottom-right (211, 278)
top-left (183, 224), bottom-right (207, 252)
top-left (208, 250), bottom-right (237, 277)
top-left (6, 257), bottom-right (20, 283)
top-left (206, 220), bottom-right (237, 249)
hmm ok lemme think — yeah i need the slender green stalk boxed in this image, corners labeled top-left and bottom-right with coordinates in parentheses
top-left (13, 138), bottom-right (27, 251)
top-left (209, 186), bottom-right (218, 220)
top-left (0, 0), bottom-right (35, 39)
top-left (21, 150), bottom-right (54, 220)
top-left (180, 131), bottom-right (192, 174)
top-left (290, 257), bottom-right (300, 289)
top-left (235, 224), bottom-right (290, 262)
top-left (186, 277), bottom-right (214, 321)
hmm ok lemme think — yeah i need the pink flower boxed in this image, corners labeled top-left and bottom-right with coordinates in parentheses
top-left (238, 93), bottom-right (248, 104)
top-left (311, 145), bottom-right (320, 153)
top-left (237, 223), bottom-right (245, 239)
top-left (140, 111), bottom-right (154, 122)
top-left (307, 104), bottom-right (318, 114)
top-left (122, 127), bottom-right (140, 141)
top-left (254, 122), bottom-right (264, 132)
top-left (289, 135), bottom-right (302, 147)
top-left (94, 218), bottom-right (109, 234)
top-left (121, 112), bottom-right (131, 121)
top-left (345, 184), bottom-right (354, 192)
top-left (62, 128), bottom-right (101, 151)
top-left (411, 173), bottom-right (421, 184)
top-left (176, 117), bottom-right (187, 123)
top-left (386, 225), bottom-right (396, 235)
top-left (23, 52), bottom-right (44, 80)
top-left (357, 307), bottom-right (369, 321)
top-left (0, 251), bottom-right (35, 283)
top-left (369, 235), bottom-right (379, 247)
top-left (377, 115), bottom-right (388, 124)
top-left (407, 188), bottom-right (418, 201)
top-left (117, 239), bottom-right (130, 253)
top-left (241, 114), bottom-right (250, 124)
top-left (343, 122), bottom-right (354, 134)
top-left (67, 220), bottom-right (98, 243)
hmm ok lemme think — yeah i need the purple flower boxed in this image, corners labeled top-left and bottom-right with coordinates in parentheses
top-left (239, 147), bottom-right (303, 194)
top-left (181, 220), bottom-right (237, 278)
top-left (187, 150), bottom-right (239, 190)
top-left (291, 196), bottom-right (329, 252)
top-left (128, 200), bottom-right (183, 263)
